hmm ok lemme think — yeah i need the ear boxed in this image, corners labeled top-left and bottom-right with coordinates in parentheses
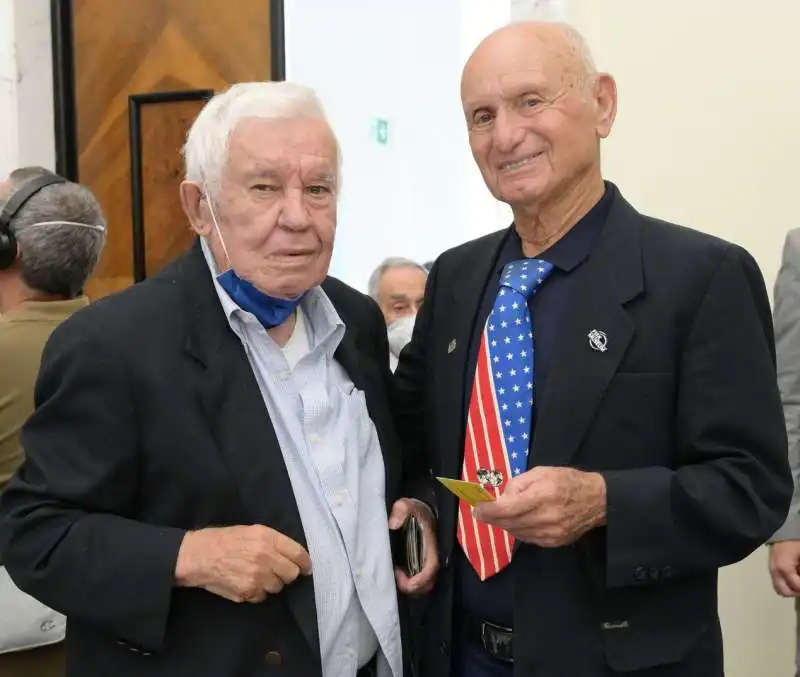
top-left (593, 73), bottom-right (618, 139)
top-left (180, 181), bottom-right (211, 236)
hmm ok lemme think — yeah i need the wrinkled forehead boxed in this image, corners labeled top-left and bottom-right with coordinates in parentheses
top-left (226, 116), bottom-right (338, 182)
top-left (462, 36), bottom-right (584, 106)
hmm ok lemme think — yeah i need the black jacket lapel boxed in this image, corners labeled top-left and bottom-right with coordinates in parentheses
top-left (178, 241), bottom-right (320, 660)
top-left (438, 230), bottom-right (510, 480)
top-left (532, 195), bottom-right (644, 467)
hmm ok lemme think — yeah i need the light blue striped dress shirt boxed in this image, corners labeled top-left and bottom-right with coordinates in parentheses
top-left (201, 241), bottom-right (402, 677)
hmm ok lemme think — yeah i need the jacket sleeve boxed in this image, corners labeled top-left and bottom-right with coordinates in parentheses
top-left (770, 230), bottom-right (800, 541)
top-left (600, 246), bottom-right (792, 587)
top-left (0, 318), bottom-right (185, 651)
top-left (393, 262), bottom-right (439, 513)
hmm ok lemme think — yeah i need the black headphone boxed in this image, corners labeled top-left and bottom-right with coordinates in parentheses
top-left (0, 172), bottom-right (68, 270)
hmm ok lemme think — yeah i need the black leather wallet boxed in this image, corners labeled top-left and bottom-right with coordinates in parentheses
top-left (390, 514), bottom-right (424, 577)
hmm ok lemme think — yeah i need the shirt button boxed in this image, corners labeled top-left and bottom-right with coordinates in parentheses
top-left (333, 491), bottom-right (347, 506)
top-left (279, 371), bottom-right (291, 382)
top-left (309, 433), bottom-right (321, 445)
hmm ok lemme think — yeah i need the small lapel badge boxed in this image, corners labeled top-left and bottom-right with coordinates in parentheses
top-left (447, 339), bottom-right (457, 354)
top-left (588, 329), bottom-right (608, 353)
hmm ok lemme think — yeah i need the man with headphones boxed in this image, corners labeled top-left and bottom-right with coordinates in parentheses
top-left (0, 166), bottom-right (106, 677)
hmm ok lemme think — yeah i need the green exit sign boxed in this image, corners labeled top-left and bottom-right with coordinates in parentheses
top-left (371, 117), bottom-right (389, 145)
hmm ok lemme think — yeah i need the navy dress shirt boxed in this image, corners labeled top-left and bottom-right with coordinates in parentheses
top-left (454, 183), bottom-right (615, 628)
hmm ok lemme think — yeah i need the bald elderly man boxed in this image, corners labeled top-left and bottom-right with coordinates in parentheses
top-left (394, 22), bottom-right (791, 677)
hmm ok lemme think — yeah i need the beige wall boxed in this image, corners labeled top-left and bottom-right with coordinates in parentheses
top-left (569, 2), bottom-right (800, 675)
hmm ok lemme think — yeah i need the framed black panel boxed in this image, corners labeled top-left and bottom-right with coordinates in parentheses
top-left (128, 89), bottom-right (213, 282)
top-left (50, 0), bottom-right (78, 180)
top-left (270, 0), bottom-right (286, 81)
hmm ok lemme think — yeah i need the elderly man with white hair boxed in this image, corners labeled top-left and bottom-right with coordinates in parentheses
top-left (368, 257), bottom-right (428, 371)
top-left (0, 82), bottom-right (438, 677)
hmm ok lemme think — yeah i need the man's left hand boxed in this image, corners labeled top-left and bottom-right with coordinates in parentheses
top-left (389, 498), bottom-right (439, 595)
top-left (473, 467), bottom-right (606, 548)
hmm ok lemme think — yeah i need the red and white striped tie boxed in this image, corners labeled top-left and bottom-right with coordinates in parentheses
top-left (457, 258), bottom-right (553, 580)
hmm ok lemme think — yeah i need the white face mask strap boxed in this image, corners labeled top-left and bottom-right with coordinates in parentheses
top-left (203, 195), bottom-right (232, 271)
top-left (29, 220), bottom-right (105, 232)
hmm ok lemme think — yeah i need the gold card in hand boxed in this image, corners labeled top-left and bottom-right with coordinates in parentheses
top-left (436, 477), bottom-right (496, 506)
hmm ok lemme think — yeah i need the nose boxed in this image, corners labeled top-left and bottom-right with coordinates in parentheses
top-left (492, 109), bottom-right (526, 154)
top-left (276, 188), bottom-right (313, 231)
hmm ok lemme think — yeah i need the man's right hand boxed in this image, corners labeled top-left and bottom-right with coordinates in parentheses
top-left (174, 525), bottom-right (312, 603)
top-left (769, 540), bottom-right (800, 597)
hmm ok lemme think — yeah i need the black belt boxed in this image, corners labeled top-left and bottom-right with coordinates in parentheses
top-left (356, 654), bottom-right (378, 677)
top-left (460, 614), bottom-right (514, 663)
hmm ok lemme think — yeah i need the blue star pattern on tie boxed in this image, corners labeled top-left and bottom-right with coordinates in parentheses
top-left (486, 258), bottom-right (555, 476)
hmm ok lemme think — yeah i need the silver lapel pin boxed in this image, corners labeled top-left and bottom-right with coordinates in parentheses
top-left (447, 339), bottom-right (457, 354)
top-left (588, 329), bottom-right (608, 353)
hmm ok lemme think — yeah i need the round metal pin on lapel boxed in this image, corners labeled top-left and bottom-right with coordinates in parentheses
top-left (588, 329), bottom-right (608, 353)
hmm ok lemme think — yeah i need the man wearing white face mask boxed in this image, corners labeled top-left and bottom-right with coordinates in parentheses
top-left (0, 83), bottom-right (439, 677)
top-left (368, 257), bottom-right (428, 371)
top-left (0, 166), bottom-right (106, 677)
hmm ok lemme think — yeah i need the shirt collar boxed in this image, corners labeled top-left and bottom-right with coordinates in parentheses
top-left (502, 181), bottom-right (615, 273)
top-left (1, 296), bottom-right (89, 323)
top-left (200, 237), bottom-right (345, 355)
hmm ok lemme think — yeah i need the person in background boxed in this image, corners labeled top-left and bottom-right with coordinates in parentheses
top-left (395, 21), bottom-right (791, 677)
top-left (368, 257), bottom-right (428, 371)
top-left (768, 228), bottom-right (800, 677)
top-left (0, 83), bottom-right (437, 677)
top-left (0, 166), bottom-right (106, 677)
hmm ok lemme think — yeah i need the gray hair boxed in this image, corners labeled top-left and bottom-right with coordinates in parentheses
top-left (3, 167), bottom-right (106, 297)
top-left (368, 257), bottom-right (428, 300)
top-left (183, 81), bottom-right (340, 198)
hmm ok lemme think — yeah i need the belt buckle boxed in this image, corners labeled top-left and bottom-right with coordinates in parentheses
top-left (480, 620), bottom-right (514, 663)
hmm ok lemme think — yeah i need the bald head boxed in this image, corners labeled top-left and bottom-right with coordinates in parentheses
top-left (462, 21), bottom-right (597, 95)
top-left (460, 21), bottom-right (616, 213)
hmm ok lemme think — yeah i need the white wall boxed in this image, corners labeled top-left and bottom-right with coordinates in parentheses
top-left (0, 0), bottom-right (55, 178)
top-left (0, 0), bottom-right (19, 176)
top-left (286, 0), bottom-right (463, 290)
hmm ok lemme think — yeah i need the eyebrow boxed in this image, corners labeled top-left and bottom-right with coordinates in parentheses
top-left (243, 168), bottom-right (336, 187)
top-left (308, 173), bottom-right (337, 188)
top-left (243, 168), bottom-right (281, 182)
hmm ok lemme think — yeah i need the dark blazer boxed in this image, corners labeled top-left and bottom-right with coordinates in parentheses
top-left (394, 189), bottom-right (792, 677)
top-left (0, 241), bottom-right (414, 677)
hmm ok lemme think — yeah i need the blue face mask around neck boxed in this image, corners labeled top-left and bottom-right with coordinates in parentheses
top-left (215, 268), bottom-right (304, 329)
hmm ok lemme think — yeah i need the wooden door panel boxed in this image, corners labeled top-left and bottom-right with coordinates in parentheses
top-left (70, 0), bottom-right (274, 299)
top-left (133, 93), bottom-right (210, 280)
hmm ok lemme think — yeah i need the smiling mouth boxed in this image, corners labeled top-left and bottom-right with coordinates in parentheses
top-left (499, 152), bottom-right (544, 171)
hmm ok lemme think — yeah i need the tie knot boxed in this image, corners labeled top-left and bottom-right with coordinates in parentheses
top-left (501, 259), bottom-right (554, 299)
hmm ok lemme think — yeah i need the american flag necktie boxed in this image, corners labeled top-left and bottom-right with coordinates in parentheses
top-left (458, 258), bottom-right (555, 581)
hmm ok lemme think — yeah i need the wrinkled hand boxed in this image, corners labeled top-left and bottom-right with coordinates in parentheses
top-left (175, 525), bottom-right (312, 603)
top-left (769, 540), bottom-right (800, 597)
top-left (473, 467), bottom-right (606, 547)
top-left (389, 498), bottom-right (439, 595)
